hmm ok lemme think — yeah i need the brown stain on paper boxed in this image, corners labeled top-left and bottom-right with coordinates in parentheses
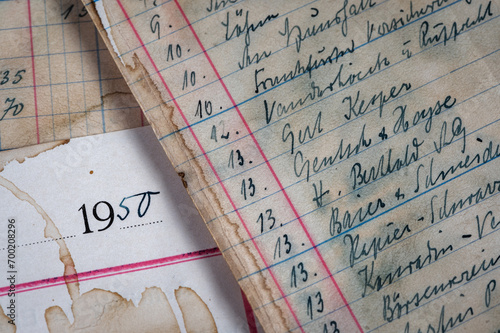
top-left (175, 287), bottom-right (217, 333)
top-left (84, 91), bottom-right (133, 113)
top-left (109, 19), bottom-right (286, 333)
top-left (0, 306), bottom-right (15, 333)
top-left (84, 2), bottom-right (279, 330)
top-left (0, 175), bottom-right (218, 331)
top-left (0, 175), bottom-right (80, 301)
top-left (0, 139), bottom-right (70, 173)
top-left (44, 287), bottom-right (218, 333)
top-left (45, 288), bottom-right (181, 333)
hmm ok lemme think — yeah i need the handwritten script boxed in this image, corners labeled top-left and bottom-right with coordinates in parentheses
top-left (84, 0), bottom-right (500, 331)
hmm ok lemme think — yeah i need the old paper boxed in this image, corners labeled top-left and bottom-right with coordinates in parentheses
top-left (83, 0), bottom-right (500, 332)
top-left (0, 0), bottom-right (145, 151)
top-left (0, 126), bottom-right (262, 332)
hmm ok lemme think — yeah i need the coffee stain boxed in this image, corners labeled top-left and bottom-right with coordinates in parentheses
top-left (175, 287), bottom-right (217, 333)
top-left (85, 91), bottom-right (134, 113)
top-left (0, 137), bottom-right (221, 332)
top-left (45, 287), bottom-right (181, 333)
top-left (117, 22), bottom-right (280, 333)
top-left (0, 140), bottom-right (70, 173)
top-left (0, 175), bottom-right (79, 301)
top-left (0, 174), bottom-right (219, 331)
top-left (177, 172), bottom-right (188, 188)
top-left (82, 3), bottom-right (277, 330)
top-left (0, 306), bottom-right (15, 332)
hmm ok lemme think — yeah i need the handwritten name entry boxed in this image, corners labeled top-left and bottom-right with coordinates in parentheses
top-left (84, 0), bottom-right (500, 331)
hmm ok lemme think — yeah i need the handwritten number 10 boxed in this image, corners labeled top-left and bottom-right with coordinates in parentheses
top-left (182, 70), bottom-right (196, 90)
top-left (195, 100), bottom-right (212, 118)
top-left (241, 178), bottom-right (255, 200)
top-left (79, 201), bottom-right (114, 234)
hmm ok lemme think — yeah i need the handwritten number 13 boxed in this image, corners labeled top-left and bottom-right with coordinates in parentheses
top-left (307, 291), bottom-right (324, 320)
top-left (241, 178), bottom-right (255, 200)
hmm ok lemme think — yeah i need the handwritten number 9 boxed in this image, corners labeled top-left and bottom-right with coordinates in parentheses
top-left (150, 14), bottom-right (160, 39)
top-left (241, 178), bottom-right (255, 200)
top-left (79, 201), bottom-right (114, 234)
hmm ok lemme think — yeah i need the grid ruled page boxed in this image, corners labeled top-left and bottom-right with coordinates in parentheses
top-left (0, 0), bottom-right (144, 151)
top-left (83, 0), bottom-right (500, 332)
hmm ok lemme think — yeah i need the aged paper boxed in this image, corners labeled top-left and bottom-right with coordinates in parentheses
top-left (0, 126), bottom-right (262, 332)
top-left (83, 0), bottom-right (500, 332)
top-left (0, 0), bottom-right (145, 151)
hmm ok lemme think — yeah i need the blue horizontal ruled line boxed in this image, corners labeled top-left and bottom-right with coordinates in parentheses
top-left (190, 42), bottom-right (500, 204)
top-left (256, 179), bottom-right (500, 313)
top-left (224, 79), bottom-right (500, 258)
top-left (237, 113), bottom-right (500, 281)
top-left (203, 19), bottom-right (500, 230)
top-left (158, 0), bottom-right (461, 140)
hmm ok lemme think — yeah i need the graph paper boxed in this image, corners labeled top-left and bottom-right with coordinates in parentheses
top-left (0, 0), bottom-right (145, 151)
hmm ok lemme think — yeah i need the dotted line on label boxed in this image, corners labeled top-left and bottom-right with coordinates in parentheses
top-left (0, 219), bottom-right (164, 250)
top-left (120, 220), bottom-right (163, 229)
top-left (0, 235), bottom-right (77, 251)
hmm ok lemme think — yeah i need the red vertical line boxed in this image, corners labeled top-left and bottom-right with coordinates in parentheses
top-left (241, 289), bottom-right (258, 333)
top-left (173, 1), bottom-right (364, 332)
top-left (114, 1), bottom-right (305, 331)
top-left (94, 28), bottom-right (107, 132)
top-left (27, 0), bottom-right (40, 144)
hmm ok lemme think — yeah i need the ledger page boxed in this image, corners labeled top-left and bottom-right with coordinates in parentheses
top-left (83, 0), bottom-right (500, 331)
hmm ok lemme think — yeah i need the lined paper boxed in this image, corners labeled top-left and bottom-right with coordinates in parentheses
top-left (83, 0), bottom-right (500, 331)
top-left (0, 0), bottom-right (144, 151)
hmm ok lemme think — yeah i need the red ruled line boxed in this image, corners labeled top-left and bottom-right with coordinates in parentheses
top-left (241, 289), bottom-right (258, 333)
top-left (173, 2), bottom-right (364, 332)
top-left (114, 1), bottom-right (305, 331)
top-left (0, 247), bottom-right (220, 297)
top-left (27, 0), bottom-right (40, 144)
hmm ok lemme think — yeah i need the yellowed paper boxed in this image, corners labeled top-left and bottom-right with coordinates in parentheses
top-left (83, 0), bottom-right (500, 331)
top-left (0, 126), bottom-right (260, 332)
top-left (0, 0), bottom-right (145, 150)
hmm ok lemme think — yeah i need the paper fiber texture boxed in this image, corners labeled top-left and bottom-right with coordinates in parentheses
top-left (84, 0), bottom-right (500, 331)
top-left (0, 126), bottom-right (262, 332)
top-left (0, 0), bottom-right (145, 151)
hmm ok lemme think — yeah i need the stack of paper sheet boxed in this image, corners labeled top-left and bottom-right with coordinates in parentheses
top-left (1, 0), bottom-right (499, 332)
